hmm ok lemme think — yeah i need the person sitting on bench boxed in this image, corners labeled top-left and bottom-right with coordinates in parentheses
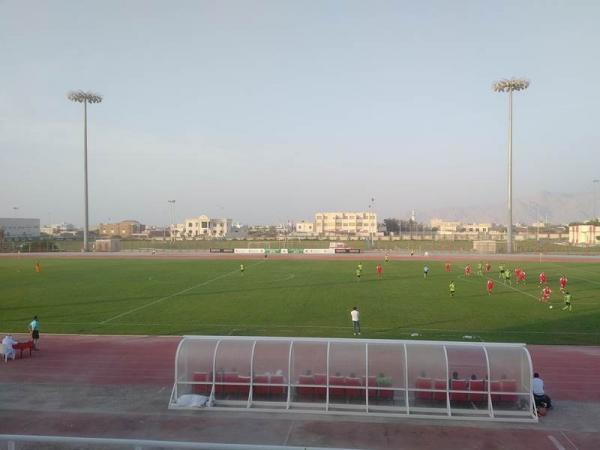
top-left (532, 372), bottom-right (552, 409)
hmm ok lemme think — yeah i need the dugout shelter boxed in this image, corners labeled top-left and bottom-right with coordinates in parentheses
top-left (169, 336), bottom-right (537, 422)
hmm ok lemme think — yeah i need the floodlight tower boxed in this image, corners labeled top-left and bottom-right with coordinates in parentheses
top-left (168, 200), bottom-right (176, 242)
top-left (593, 179), bottom-right (600, 221)
top-left (493, 78), bottom-right (529, 254)
top-left (67, 90), bottom-right (103, 252)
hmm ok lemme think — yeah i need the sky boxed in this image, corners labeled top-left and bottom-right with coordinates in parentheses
top-left (1, 0), bottom-right (599, 226)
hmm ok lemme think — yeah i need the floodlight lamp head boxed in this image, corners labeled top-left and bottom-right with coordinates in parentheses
top-left (67, 90), bottom-right (103, 104)
top-left (492, 78), bottom-right (530, 93)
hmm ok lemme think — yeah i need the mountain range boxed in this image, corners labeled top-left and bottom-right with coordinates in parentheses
top-left (419, 191), bottom-right (596, 225)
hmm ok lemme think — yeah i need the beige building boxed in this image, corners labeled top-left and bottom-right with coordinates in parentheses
top-left (569, 224), bottom-right (600, 245)
top-left (99, 220), bottom-right (144, 237)
top-left (464, 222), bottom-right (491, 233)
top-left (178, 215), bottom-right (233, 238)
top-left (314, 212), bottom-right (377, 237)
top-left (430, 219), bottom-right (461, 233)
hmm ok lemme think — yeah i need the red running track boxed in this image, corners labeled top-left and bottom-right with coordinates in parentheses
top-left (1, 334), bottom-right (599, 402)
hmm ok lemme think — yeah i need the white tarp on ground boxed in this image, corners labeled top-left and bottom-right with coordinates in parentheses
top-left (175, 394), bottom-right (211, 408)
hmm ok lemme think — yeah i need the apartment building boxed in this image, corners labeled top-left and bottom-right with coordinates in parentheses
top-left (178, 215), bottom-right (233, 238)
top-left (314, 212), bottom-right (377, 237)
top-left (99, 220), bottom-right (145, 237)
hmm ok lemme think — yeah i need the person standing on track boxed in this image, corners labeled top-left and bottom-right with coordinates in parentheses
top-left (29, 315), bottom-right (40, 350)
top-left (350, 307), bottom-right (361, 336)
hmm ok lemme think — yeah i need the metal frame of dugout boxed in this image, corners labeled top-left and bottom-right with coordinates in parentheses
top-left (169, 336), bottom-right (538, 422)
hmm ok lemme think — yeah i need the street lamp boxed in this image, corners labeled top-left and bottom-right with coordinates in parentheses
top-left (168, 200), bottom-right (176, 242)
top-left (67, 90), bottom-right (103, 252)
top-left (368, 197), bottom-right (375, 248)
top-left (493, 78), bottom-right (530, 254)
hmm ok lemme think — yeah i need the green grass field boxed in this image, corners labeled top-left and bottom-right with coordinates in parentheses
top-left (1, 258), bottom-right (599, 345)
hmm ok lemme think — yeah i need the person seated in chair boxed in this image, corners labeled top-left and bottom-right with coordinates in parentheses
top-left (1, 335), bottom-right (17, 361)
top-left (532, 372), bottom-right (552, 409)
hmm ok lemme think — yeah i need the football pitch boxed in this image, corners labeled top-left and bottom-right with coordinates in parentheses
top-left (1, 257), bottom-right (599, 345)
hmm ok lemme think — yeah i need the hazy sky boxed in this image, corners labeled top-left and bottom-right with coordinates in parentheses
top-left (1, 0), bottom-right (599, 226)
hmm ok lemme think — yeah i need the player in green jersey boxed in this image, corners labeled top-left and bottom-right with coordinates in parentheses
top-left (449, 281), bottom-right (456, 297)
top-left (562, 291), bottom-right (572, 311)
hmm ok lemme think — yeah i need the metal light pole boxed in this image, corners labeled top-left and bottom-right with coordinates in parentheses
top-left (168, 200), bottom-right (176, 242)
top-left (368, 197), bottom-right (375, 248)
top-left (593, 179), bottom-right (600, 221)
top-left (493, 78), bottom-right (529, 254)
top-left (67, 90), bottom-right (103, 252)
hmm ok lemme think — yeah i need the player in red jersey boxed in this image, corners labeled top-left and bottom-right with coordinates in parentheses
top-left (445, 262), bottom-right (451, 272)
top-left (540, 286), bottom-right (552, 303)
top-left (559, 274), bottom-right (568, 292)
top-left (464, 264), bottom-right (472, 277)
top-left (376, 263), bottom-right (383, 279)
top-left (487, 279), bottom-right (494, 296)
top-left (515, 267), bottom-right (521, 278)
top-left (517, 270), bottom-right (527, 285)
top-left (539, 272), bottom-right (547, 286)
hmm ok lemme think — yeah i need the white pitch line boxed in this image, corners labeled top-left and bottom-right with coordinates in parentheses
top-left (560, 431), bottom-right (579, 450)
top-left (101, 261), bottom-right (265, 324)
top-left (548, 435), bottom-right (567, 450)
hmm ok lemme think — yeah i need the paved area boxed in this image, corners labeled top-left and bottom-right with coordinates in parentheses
top-left (1, 334), bottom-right (599, 449)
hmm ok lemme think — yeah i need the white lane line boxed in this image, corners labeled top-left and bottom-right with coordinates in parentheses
top-left (560, 431), bottom-right (579, 450)
top-left (548, 435), bottom-right (567, 450)
top-left (101, 261), bottom-right (265, 324)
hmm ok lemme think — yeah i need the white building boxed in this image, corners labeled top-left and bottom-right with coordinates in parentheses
top-left (0, 218), bottom-right (40, 239)
top-left (569, 224), bottom-right (600, 245)
top-left (430, 219), bottom-right (461, 233)
top-left (295, 221), bottom-right (315, 234)
top-left (314, 212), bottom-right (377, 237)
top-left (176, 215), bottom-right (233, 239)
top-left (41, 223), bottom-right (77, 236)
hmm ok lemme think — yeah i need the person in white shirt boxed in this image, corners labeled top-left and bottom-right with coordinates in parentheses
top-left (350, 307), bottom-right (360, 336)
top-left (532, 372), bottom-right (552, 409)
top-left (2, 335), bottom-right (17, 361)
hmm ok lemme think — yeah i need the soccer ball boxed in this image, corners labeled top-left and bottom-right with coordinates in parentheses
top-left (549, 305), bottom-right (553, 309)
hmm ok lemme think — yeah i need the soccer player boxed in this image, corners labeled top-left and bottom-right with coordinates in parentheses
top-left (559, 274), bottom-right (568, 292)
top-left (504, 269), bottom-right (512, 286)
top-left (376, 263), bottom-right (383, 279)
top-left (518, 270), bottom-right (527, 284)
top-left (350, 307), bottom-right (361, 336)
top-left (385, 254), bottom-right (389, 263)
top-left (423, 265), bottom-right (429, 278)
top-left (540, 286), bottom-right (552, 303)
top-left (515, 267), bottom-right (521, 279)
top-left (539, 272), bottom-right (547, 286)
top-left (240, 264), bottom-right (245, 275)
top-left (562, 291), bottom-right (572, 311)
top-left (477, 262), bottom-right (483, 276)
top-left (464, 264), bottom-right (472, 277)
top-left (499, 264), bottom-right (505, 280)
top-left (355, 267), bottom-right (362, 281)
top-left (357, 263), bottom-right (363, 272)
top-left (34, 261), bottom-right (41, 273)
top-left (485, 262), bottom-right (492, 273)
top-left (445, 262), bottom-right (451, 273)
top-left (487, 279), bottom-right (494, 296)
top-left (449, 281), bottom-right (456, 297)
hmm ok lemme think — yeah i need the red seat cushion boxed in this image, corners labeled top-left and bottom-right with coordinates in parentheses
top-left (433, 379), bottom-right (447, 402)
top-left (313, 374), bottom-right (327, 398)
top-left (415, 378), bottom-right (433, 400)
top-left (253, 375), bottom-right (270, 396)
top-left (192, 372), bottom-right (211, 395)
top-left (450, 379), bottom-right (468, 402)
top-left (297, 375), bottom-right (314, 399)
top-left (500, 380), bottom-right (518, 403)
top-left (345, 377), bottom-right (362, 399)
top-left (270, 375), bottom-right (286, 397)
top-left (469, 380), bottom-right (486, 402)
top-left (329, 376), bottom-right (346, 398)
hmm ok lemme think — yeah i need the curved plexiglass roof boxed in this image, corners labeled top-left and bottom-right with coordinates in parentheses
top-left (169, 336), bottom-right (537, 422)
